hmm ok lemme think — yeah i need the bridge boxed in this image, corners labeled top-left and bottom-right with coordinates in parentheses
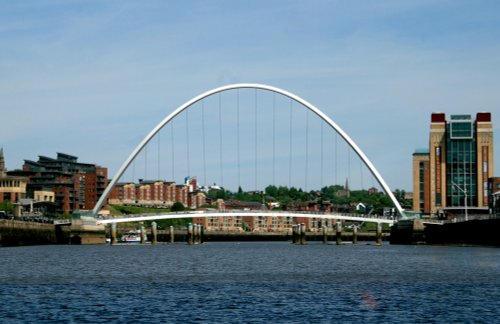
top-left (96, 210), bottom-right (395, 225)
top-left (92, 83), bottom-right (405, 228)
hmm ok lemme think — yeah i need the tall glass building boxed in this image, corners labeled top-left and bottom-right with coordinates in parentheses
top-left (413, 113), bottom-right (494, 216)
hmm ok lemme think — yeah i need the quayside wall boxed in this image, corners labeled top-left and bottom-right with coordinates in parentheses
top-left (0, 220), bottom-right (57, 246)
top-left (390, 217), bottom-right (500, 246)
top-left (425, 218), bottom-right (500, 246)
top-left (0, 219), bottom-right (106, 246)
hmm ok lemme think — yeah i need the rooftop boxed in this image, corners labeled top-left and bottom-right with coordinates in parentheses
top-left (413, 148), bottom-right (430, 155)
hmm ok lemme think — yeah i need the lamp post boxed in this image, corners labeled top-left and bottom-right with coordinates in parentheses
top-left (452, 181), bottom-right (468, 222)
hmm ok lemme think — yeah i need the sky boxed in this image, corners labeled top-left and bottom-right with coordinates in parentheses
top-left (1, 0), bottom-right (500, 193)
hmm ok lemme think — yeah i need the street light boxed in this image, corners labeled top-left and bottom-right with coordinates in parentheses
top-left (452, 181), bottom-right (468, 222)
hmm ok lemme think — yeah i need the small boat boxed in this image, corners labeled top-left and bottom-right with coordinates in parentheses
top-left (120, 230), bottom-right (146, 243)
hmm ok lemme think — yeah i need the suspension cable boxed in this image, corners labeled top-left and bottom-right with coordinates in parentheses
top-left (171, 122), bottom-right (174, 181)
top-left (254, 89), bottom-right (258, 191)
top-left (289, 99), bottom-right (293, 188)
top-left (237, 89), bottom-right (241, 188)
top-left (132, 160), bottom-right (135, 183)
top-left (218, 93), bottom-right (224, 187)
top-left (202, 100), bottom-right (207, 186)
top-left (335, 132), bottom-right (338, 185)
top-left (360, 158), bottom-right (364, 190)
top-left (320, 121), bottom-right (324, 188)
top-left (144, 144), bottom-right (148, 181)
top-left (305, 109), bottom-right (309, 192)
top-left (186, 109), bottom-right (190, 177)
top-left (272, 92), bottom-right (276, 186)
top-left (347, 145), bottom-right (351, 189)
top-left (157, 130), bottom-right (160, 180)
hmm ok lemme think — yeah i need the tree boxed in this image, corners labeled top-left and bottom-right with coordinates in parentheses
top-left (0, 200), bottom-right (13, 214)
top-left (216, 189), bottom-right (227, 199)
top-left (171, 202), bottom-right (185, 212)
top-left (265, 185), bottom-right (278, 198)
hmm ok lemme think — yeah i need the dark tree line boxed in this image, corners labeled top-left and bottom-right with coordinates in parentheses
top-left (206, 184), bottom-right (411, 215)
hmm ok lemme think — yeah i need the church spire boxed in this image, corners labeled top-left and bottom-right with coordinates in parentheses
top-left (345, 177), bottom-right (350, 198)
top-left (0, 147), bottom-right (6, 175)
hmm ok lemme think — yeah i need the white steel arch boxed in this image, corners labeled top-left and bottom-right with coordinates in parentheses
top-left (92, 83), bottom-right (405, 217)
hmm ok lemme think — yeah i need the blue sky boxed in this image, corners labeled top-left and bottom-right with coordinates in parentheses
top-left (1, 0), bottom-right (500, 193)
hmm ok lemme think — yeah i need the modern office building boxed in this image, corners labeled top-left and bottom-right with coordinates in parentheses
top-left (8, 153), bottom-right (108, 214)
top-left (413, 113), bottom-right (494, 216)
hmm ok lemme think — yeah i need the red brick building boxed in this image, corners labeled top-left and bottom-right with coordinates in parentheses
top-left (8, 153), bottom-right (108, 214)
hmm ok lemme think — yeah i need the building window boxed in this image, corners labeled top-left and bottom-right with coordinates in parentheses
top-left (449, 115), bottom-right (473, 139)
top-left (446, 124), bottom-right (477, 207)
top-left (435, 147), bottom-right (441, 206)
top-left (419, 161), bottom-right (425, 211)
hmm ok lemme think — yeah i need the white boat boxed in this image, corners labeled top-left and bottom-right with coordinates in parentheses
top-left (120, 230), bottom-right (146, 243)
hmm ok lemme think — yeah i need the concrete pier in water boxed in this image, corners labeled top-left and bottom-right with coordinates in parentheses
top-left (335, 222), bottom-right (342, 245)
top-left (376, 223), bottom-right (382, 245)
top-left (169, 225), bottom-right (175, 243)
top-left (352, 225), bottom-right (358, 244)
top-left (151, 222), bottom-right (157, 244)
top-left (110, 223), bottom-right (117, 245)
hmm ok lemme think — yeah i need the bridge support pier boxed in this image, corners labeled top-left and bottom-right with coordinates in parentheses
top-left (292, 225), bottom-right (297, 244)
top-left (336, 222), bottom-right (342, 245)
top-left (322, 225), bottom-right (328, 244)
top-left (110, 223), bottom-right (117, 245)
top-left (169, 225), bottom-right (174, 243)
top-left (193, 224), bottom-right (201, 244)
top-left (151, 222), bottom-right (157, 244)
top-left (352, 225), bottom-right (358, 244)
top-left (140, 226), bottom-right (146, 244)
top-left (376, 223), bottom-right (382, 246)
top-left (187, 223), bottom-right (193, 245)
top-left (299, 223), bottom-right (306, 245)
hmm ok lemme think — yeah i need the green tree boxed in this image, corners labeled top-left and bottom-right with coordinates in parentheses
top-left (265, 185), bottom-right (278, 198)
top-left (0, 200), bottom-right (13, 214)
top-left (206, 188), bottom-right (231, 200)
top-left (216, 189), bottom-right (227, 199)
top-left (171, 202), bottom-right (185, 212)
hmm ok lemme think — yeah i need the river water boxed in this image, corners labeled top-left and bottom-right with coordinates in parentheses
top-left (1, 242), bottom-right (499, 323)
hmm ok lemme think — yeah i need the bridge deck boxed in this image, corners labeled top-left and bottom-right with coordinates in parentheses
top-left (96, 211), bottom-right (394, 225)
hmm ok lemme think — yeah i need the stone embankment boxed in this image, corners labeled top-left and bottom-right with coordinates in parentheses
top-left (0, 218), bottom-right (106, 246)
top-left (0, 219), bottom-right (57, 246)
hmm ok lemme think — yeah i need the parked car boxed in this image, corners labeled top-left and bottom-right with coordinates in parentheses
top-left (0, 211), bottom-right (14, 220)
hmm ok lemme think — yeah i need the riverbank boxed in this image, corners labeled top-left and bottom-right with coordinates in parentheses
top-left (5, 217), bottom-right (499, 247)
top-left (0, 219), bottom-right (389, 246)
top-left (390, 217), bottom-right (500, 247)
top-left (0, 219), bottom-right (106, 246)
top-left (0, 219), bottom-right (57, 246)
